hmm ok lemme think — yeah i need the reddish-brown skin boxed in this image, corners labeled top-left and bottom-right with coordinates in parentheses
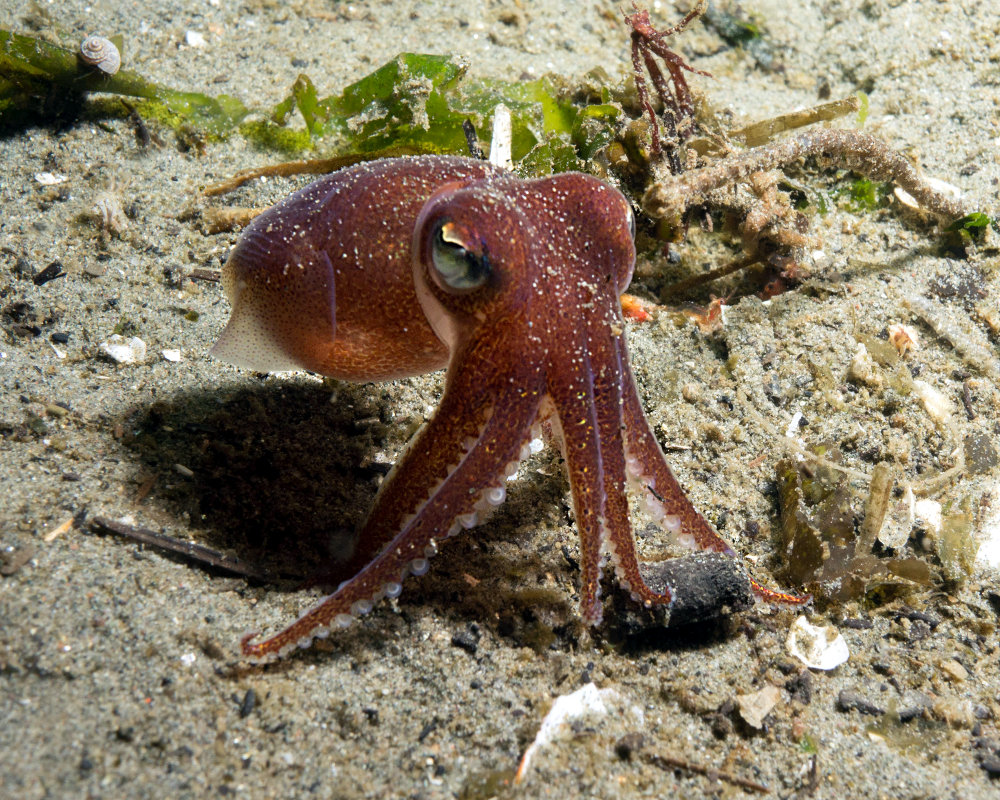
top-left (213, 155), bottom-right (803, 660)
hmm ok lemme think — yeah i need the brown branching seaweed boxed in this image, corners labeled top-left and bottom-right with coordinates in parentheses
top-left (624, 0), bottom-right (710, 173)
top-left (626, 5), bottom-right (969, 288)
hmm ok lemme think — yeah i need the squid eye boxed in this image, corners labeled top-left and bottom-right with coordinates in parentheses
top-left (627, 205), bottom-right (636, 239)
top-left (430, 221), bottom-right (491, 290)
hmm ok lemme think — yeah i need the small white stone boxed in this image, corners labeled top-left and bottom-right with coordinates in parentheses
top-left (161, 348), bottom-right (182, 362)
top-left (736, 684), bottom-right (782, 729)
top-left (914, 498), bottom-right (943, 537)
top-left (35, 172), bottom-right (68, 186)
top-left (185, 30), bottom-right (207, 47)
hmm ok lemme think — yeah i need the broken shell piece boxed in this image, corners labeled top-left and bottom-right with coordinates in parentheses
top-left (911, 379), bottom-right (955, 426)
top-left (878, 485), bottom-right (915, 550)
top-left (515, 683), bottom-right (643, 782)
top-left (847, 343), bottom-right (881, 387)
top-left (736, 684), bottom-right (782, 729)
top-left (92, 192), bottom-right (128, 235)
top-left (894, 177), bottom-right (961, 212)
top-left (888, 323), bottom-right (920, 358)
top-left (488, 104), bottom-right (513, 171)
top-left (100, 334), bottom-right (147, 364)
top-left (161, 348), bottom-right (182, 362)
top-left (35, 172), bottom-right (68, 186)
top-left (787, 615), bottom-right (849, 670)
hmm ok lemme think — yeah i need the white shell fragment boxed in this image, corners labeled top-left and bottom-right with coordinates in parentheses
top-left (877, 484), bottom-right (915, 550)
top-left (79, 35), bottom-right (121, 75)
top-left (34, 172), bottom-right (68, 186)
top-left (736, 685), bottom-right (782, 729)
top-left (488, 104), bottom-right (513, 171)
top-left (161, 349), bottom-right (182, 362)
top-left (515, 683), bottom-right (643, 782)
top-left (786, 615), bottom-right (850, 670)
top-left (911, 379), bottom-right (955, 426)
top-left (975, 484), bottom-right (1000, 569)
top-left (894, 177), bottom-right (961, 212)
top-left (100, 335), bottom-right (147, 364)
top-left (184, 30), bottom-right (207, 48)
top-left (913, 498), bottom-right (943, 538)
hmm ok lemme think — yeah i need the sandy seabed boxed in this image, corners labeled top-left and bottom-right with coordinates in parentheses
top-left (2, 1), bottom-right (999, 798)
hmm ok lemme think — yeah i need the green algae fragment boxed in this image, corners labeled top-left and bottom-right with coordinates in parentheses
top-left (776, 451), bottom-right (933, 603)
top-left (0, 29), bottom-right (248, 135)
top-left (2, 29), bottom-right (622, 170)
top-left (273, 73), bottom-right (326, 137)
top-left (839, 177), bottom-right (891, 213)
top-left (945, 211), bottom-right (992, 234)
top-left (515, 135), bottom-right (584, 178)
top-left (856, 91), bottom-right (869, 126)
top-left (240, 119), bottom-right (313, 156)
top-left (296, 57), bottom-right (621, 166)
top-left (942, 212), bottom-right (996, 250)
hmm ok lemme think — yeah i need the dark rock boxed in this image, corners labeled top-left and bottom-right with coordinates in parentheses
top-left (837, 690), bottom-right (884, 716)
top-left (614, 732), bottom-right (645, 761)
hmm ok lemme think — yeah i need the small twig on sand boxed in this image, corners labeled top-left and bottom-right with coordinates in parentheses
top-left (660, 253), bottom-right (758, 297)
top-left (645, 752), bottom-right (770, 794)
top-left (90, 515), bottom-right (274, 581)
top-left (203, 206), bottom-right (267, 233)
top-left (202, 155), bottom-right (368, 197)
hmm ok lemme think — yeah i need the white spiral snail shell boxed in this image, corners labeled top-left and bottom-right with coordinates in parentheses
top-left (79, 35), bottom-right (121, 76)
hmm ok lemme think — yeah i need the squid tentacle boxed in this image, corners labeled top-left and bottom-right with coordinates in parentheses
top-left (620, 352), bottom-right (736, 555)
top-left (241, 386), bottom-right (543, 661)
top-left (327, 388), bottom-right (496, 584)
top-left (592, 334), bottom-right (677, 610)
top-left (619, 349), bottom-right (809, 606)
top-left (546, 343), bottom-right (613, 625)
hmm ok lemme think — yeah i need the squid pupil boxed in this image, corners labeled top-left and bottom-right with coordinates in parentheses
top-left (431, 223), bottom-right (490, 290)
